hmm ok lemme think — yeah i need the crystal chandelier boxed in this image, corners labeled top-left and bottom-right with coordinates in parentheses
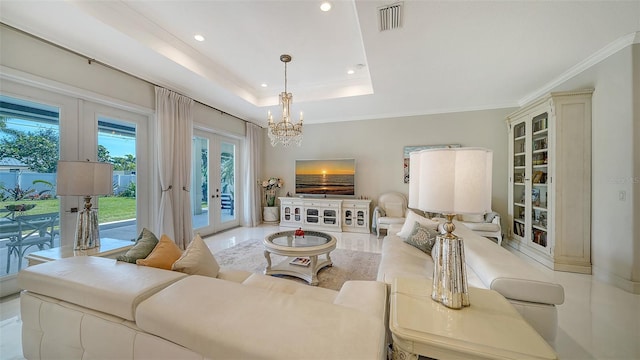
top-left (267, 54), bottom-right (303, 147)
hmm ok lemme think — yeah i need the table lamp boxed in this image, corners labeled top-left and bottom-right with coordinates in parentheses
top-left (409, 148), bottom-right (493, 309)
top-left (56, 160), bottom-right (113, 250)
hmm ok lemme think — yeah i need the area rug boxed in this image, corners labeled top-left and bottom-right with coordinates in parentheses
top-left (213, 239), bottom-right (381, 291)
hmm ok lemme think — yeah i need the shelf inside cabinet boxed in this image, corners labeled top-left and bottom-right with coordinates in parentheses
top-left (532, 224), bottom-right (547, 231)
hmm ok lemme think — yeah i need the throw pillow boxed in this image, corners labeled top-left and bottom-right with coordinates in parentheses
top-left (404, 222), bottom-right (438, 254)
top-left (396, 210), bottom-right (439, 238)
top-left (459, 213), bottom-right (486, 223)
top-left (116, 228), bottom-right (159, 263)
top-left (136, 234), bottom-right (183, 270)
top-left (172, 234), bottom-right (220, 277)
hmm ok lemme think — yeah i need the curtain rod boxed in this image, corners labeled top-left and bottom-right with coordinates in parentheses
top-left (1, 22), bottom-right (249, 124)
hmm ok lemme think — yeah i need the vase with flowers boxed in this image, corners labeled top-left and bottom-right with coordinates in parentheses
top-left (260, 177), bottom-right (283, 223)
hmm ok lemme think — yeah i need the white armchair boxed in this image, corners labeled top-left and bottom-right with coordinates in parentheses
top-left (457, 212), bottom-right (503, 246)
top-left (372, 192), bottom-right (407, 237)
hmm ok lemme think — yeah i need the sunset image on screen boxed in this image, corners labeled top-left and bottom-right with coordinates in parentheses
top-left (295, 159), bottom-right (355, 195)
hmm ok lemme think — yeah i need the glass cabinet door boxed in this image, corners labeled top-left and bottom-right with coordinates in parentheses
top-left (306, 209), bottom-right (319, 223)
top-left (512, 121), bottom-right (527, 239)
top-left (323, 209), bottom-right (337, 225)
top-left (356, 210), bottom-right (365, 226)
top-left (530, 113), bottom-right (549, 249)
top-left (344, 210), bottom-right (353, 226)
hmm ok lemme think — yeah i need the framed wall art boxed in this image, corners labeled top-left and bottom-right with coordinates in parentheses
top-left (403, 144), bottom-right (461, 183)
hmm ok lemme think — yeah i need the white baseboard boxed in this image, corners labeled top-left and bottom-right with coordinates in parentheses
top-left (592, 265), bottom-right (640, 294)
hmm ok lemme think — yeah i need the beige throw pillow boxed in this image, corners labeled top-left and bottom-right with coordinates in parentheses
top-left (136, 234), bottom-right (183, 270)
top-left (172, 234), bottom-right (220, 277)
top-left (396, 210), bottom-right (439, 239)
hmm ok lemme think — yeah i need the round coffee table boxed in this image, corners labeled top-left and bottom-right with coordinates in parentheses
top-left (263, 230), bottom-right (337, 286)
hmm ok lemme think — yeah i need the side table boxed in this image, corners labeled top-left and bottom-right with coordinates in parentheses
top-left (25, 238), bottom-right (134, 266)
top-left (390, 277), bottom-right (557, 360)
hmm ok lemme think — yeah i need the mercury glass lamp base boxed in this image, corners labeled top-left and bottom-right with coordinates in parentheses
top-left (431, 234), bottom-right (470, 309)
top-left (74, 208), bottom-right (101, 250)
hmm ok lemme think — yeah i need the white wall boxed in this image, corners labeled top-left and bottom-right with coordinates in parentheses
top-left (0, 24), bottom-right (246, 139)
top-left (547, 44), bottom-right (639, 292)
top-left (262, 108), bottom-right (513, 225)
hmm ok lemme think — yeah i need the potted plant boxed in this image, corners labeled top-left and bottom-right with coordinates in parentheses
top-left (260, 177), bottom-right (283, 223)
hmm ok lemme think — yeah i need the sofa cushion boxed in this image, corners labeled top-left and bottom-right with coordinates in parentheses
top-left (396, 210), bottom-right (439, 238)
top-left (117, 228), bottom-right (159, 263)
top-left (135, 276), bottom-right (386, 360)
top-left (453, 221), bottom-right (564, 305)
top-left (137, 234), bottom-right (183, 270)
top-left (241, 273), bottom-right (338, 303)
top-left (18, 256), bottom-right (187, 321)
top-left (404, 222), bottom-right (438, 254)
top-left (333, 281), bottom-right (387, 321)
top-left (172, 234), bottom-right (220, 277)
top-left (376, 235), bottom-right (488, 290)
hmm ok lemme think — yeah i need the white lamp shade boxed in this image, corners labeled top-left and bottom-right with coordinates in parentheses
top-left (408, 151), bottom-right (421, 209)
top-left (414, 148), bottom-right (493, 214)
top-left (56, 161), bottom-right (113, 196)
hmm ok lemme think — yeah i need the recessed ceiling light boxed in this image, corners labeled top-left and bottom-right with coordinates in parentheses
top-left (194, 34), bottom-right (205, 42)
top-left (347, 69), bottom-right (355, 75)
top-left (261, 83), bottom-right (268, 88)
top-left (320, 2), bottom-right (332, 12)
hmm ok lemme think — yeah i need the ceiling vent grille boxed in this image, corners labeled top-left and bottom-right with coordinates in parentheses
top-left (378, 2), bottom-right (403, 31)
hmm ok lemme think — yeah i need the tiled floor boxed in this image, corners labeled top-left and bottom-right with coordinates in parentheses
top-left (1, 225), bottom-right (638, 359)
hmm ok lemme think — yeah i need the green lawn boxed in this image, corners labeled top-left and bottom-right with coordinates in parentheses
top-left (0, 197), bottom-right (136, 223)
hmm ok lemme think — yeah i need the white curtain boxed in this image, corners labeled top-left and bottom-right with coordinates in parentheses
top-left (155, 87), bottom-right (194, 249)
top-left (242, 122), bottom-right (263, 227)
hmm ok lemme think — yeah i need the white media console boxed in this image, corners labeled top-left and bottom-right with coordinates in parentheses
top-left (278, 197), bottom-right (371, 234)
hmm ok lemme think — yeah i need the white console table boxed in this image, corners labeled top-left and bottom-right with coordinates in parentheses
top-left (25, 238), bottom-right (134, 266)
top-left (279, 197), bottom-right (371, 233)
top-left (390, 277), bottom-right (557, 360)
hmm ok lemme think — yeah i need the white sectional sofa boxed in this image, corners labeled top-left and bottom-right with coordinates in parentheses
top-left (377, 219), bottom-right (564, 344)
top-left (18, 256), bottom-right (388, 359)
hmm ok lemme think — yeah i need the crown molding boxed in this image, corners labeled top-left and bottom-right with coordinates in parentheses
top-left (519, 31), bottom-right (640, 106)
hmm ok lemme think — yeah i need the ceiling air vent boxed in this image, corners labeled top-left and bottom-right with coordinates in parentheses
top-left (378, 2), bottom-right (403, 31)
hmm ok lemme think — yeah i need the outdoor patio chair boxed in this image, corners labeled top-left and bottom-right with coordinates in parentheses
top-left (5, 212), bottom-right (58, 273)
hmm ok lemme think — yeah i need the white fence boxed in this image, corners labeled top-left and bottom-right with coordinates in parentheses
top-left (0, 171), bottom-right (135, 197)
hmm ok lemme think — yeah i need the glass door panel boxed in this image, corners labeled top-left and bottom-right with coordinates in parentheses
top-left (0, 95), bottom-right (60, 276)
top-left (97, 117), bottom-right (138, 241)
top-left (192, 135), bottom-right (210, 230)
top-left (192, 132), bottom-right (239, 235)
top-left (219, 140), bottom-right (237, 228)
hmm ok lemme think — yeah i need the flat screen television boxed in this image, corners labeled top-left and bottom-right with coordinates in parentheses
top-left (295, 159), bottom-right (355, 196)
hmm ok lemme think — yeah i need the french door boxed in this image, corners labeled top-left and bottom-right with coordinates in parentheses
top-left (192, 131), bottom-right (240, 235)
top-left (82, 101), bottom-right (152, 242)
top-left (0, 80), bottom-right (152, 296)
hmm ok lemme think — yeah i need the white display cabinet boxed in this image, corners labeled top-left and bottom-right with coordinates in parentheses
top-left (506, 89), bottom-right (593, 274)
top-left (342, 200), bottom-right (371, 233)
top-left (279, 197), bottom-right (371, 233)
